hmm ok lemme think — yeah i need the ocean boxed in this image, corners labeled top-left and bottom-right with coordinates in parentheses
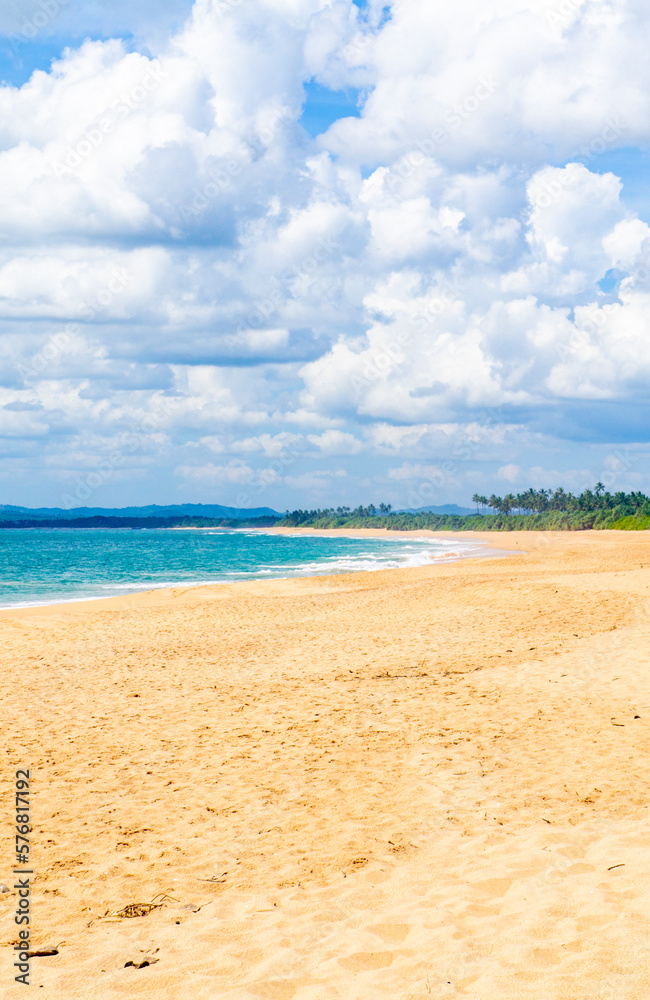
top-left (0, 527), bottom-right (481, 609)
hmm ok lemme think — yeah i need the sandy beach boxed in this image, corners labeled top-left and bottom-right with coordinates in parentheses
top-left (2, 529), bottom-right (650, 998)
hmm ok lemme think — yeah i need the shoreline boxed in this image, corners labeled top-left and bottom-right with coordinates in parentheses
top-left (0, 529), bottom-right (508, 616)
top-left (3, 526), bottom-right (637, 616)
top-left (260, 524), bottom-right (531, 547)
top-left (4, 526), bottom-right (633, 616)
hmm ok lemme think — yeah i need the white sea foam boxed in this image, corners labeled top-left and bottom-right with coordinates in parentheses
top-left (0, 533), bottom-right (496, 609)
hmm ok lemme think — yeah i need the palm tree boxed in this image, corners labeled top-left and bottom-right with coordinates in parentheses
top-left (503, 494), bottom-right (516, 515)
top-left (552, 486), bottom-right (567, 512)
top-left (472, 493), bottom-right (482, 514)
top-left (517, 489), bottom-right (533, 514)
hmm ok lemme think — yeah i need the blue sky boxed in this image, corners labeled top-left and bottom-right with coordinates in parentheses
top-left (0, 10), bottom-right (363, 139)
top-left (587, 147), bottom-right (650, 221)
top-left (1, 0), bottom-right (650, 510)
top-left (299, 82), bottom-right (361, 139)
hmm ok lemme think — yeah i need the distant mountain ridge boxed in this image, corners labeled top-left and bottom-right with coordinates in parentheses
top-left (397, 504), bottom-right (475, 516)
top-left (0, 501), bottom-right (475, 523)
top-left (0, 503), bottom-right (282, 521)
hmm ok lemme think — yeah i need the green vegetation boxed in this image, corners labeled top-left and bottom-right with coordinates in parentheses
top-left (3, 486), bottom-right (650, 532)
top-left (278, 486), bottom-right (650, 531)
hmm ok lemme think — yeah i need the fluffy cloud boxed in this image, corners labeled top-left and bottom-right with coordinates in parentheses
top-left (175, 458), bottom-right (262, 484)
top-left (2, 0), bottom-right (650, 508)
top-left (307, 429), bottom-right (363, 454)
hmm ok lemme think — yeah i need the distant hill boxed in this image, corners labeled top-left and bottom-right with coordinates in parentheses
top-left (0, 503), bottom-right (282, 522)
top-left (397, 504), bottom-right (476, 516)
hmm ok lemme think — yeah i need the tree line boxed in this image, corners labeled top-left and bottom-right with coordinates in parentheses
top-left (279, 486), bottom-right (650, 531)
top-left (470, 484), bottom-right (650, 516)
top-left (4, 487), bottom-right (649, 532)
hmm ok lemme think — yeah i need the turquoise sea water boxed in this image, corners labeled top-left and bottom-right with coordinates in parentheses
top-left (0, 528), bottom-right (482, 608)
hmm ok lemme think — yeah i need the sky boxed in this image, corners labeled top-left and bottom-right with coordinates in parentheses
top-left (1, 0), bottom-right (650, 512)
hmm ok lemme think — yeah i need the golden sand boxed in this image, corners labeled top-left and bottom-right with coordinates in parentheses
top-left (2, 529), bottom-right (650, 998)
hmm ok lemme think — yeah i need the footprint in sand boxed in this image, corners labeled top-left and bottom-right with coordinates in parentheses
top-left (338, 952), bottom-right (394, 971)
top-left (368, 923), bottom-right (411, 944)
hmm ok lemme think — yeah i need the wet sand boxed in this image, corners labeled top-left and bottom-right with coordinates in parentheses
top-left (1, 530), bottom-right (649, 997)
